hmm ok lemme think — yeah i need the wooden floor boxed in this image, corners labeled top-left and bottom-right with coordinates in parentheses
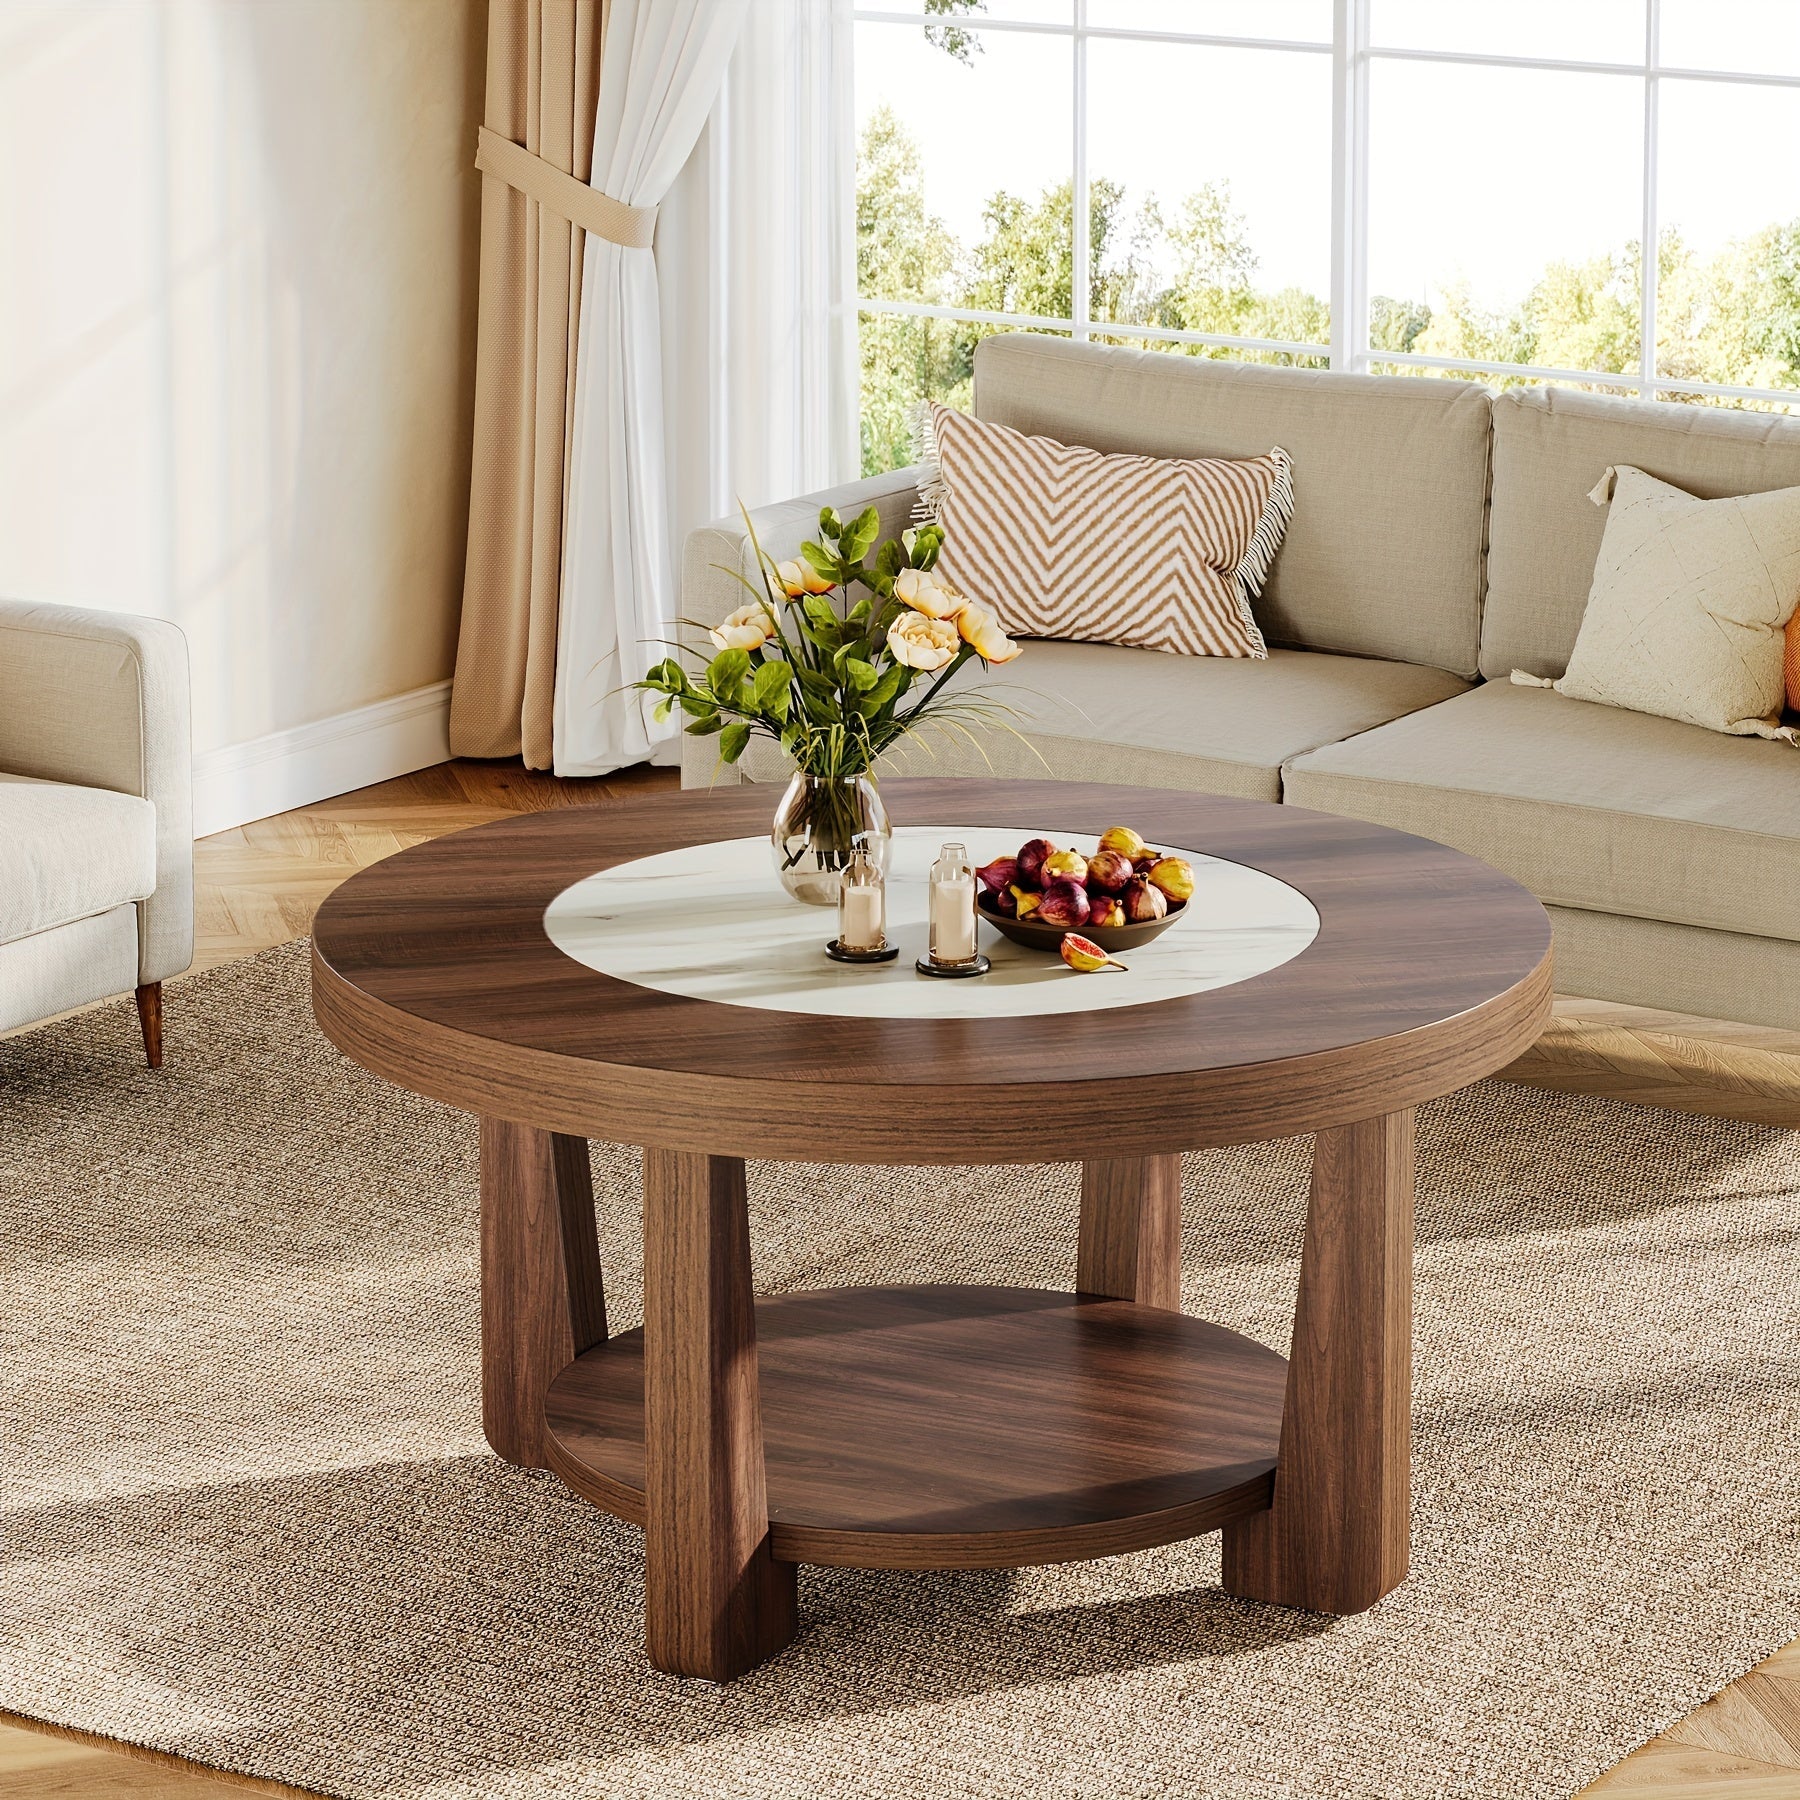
top-left (4, 757), bottom-right (1799, 1799)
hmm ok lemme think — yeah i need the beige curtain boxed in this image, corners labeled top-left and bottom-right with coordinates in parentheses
top-left (449, 0), bottom-right (607, 765)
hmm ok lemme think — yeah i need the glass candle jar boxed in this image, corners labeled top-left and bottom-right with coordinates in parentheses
top-left (837, 848), bottom-right (886, 953)
top-left (926, 841), bottom-right (979, 967)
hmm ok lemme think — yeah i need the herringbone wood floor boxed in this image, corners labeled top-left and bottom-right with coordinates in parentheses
top-left (4, 758), bottom-right (1798, 1799)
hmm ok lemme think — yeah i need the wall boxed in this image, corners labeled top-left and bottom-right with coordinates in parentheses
top-left (0, 0), bottom-right (485, 830)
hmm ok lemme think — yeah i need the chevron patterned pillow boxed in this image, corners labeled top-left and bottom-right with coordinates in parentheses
top-left (917, 402), bottom-right (1292, 658)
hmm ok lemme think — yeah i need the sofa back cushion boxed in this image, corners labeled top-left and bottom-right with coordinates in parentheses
top-left (973, 335), bottom-right (1493, 677)
top-left (1484, 387), bottom-right (1800, 681)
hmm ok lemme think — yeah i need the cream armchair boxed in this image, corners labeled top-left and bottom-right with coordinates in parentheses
top-left (0, 599), bottom-right (193, 1064)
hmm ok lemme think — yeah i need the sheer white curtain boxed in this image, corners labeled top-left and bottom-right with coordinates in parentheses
top-left (554, 0), bottom-right (858, 776)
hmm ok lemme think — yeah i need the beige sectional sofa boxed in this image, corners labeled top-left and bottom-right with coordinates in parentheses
top-left (682, 334), bottom-right (1800, 1030)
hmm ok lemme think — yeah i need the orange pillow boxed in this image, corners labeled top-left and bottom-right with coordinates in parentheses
top-left (1789, 610), bottom-right (1800, 715)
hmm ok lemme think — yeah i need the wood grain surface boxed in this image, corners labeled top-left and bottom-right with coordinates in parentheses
top-left (477, 1120), bottom-right (608, 1468)
top-left (640, 1150), bottom-right (796, 1680)
top-left (133, 983), bottom-right (163, 1070)
top-left (311, 781), bottom-right (1554, 1162)
top-left (1223, 1111), bottom-right (1415, 1614)
top-left (545, 1283), bottom-right (1286, 1571)
top-left (1077, 1155), bottom-right (1183, 1308)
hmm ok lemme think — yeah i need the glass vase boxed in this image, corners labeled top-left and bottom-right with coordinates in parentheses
top-left (770, 772), bottom-right (891, 906)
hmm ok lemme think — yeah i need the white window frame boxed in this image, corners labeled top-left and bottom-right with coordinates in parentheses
top-left (851, 0), bottom-right (1800, 407)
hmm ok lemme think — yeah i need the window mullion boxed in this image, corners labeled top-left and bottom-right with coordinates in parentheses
top-left (1640, 0), bottom-right (1661, 398)
top-left (1331, 0), bottom-right (1371, 372)
top-left (1072, 0), bottom-right (1089, 340)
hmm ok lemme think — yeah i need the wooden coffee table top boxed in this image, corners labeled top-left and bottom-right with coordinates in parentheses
top-left (310, 778), bottom-right (1552, 1163)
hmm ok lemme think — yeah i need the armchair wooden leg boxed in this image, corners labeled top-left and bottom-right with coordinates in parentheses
top-left (134, 982), bottom-right (163, 1069)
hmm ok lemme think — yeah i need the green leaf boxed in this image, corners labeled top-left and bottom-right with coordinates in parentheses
top-left (843, 504), bottom-right (881, 561)
top-left (653, 697), bottom-right (674, 722)
top-left (859, 663), bottom-right (908, 716)
top-left (677, 691), bottom-right (718, 719)
top-left (707, 645), bottom-right (751, 701)
top-left (718, 720), bottom-right (752, 763)
top-left (875, 539), bottom-right (904, 579)
top-left (819, 506), bottom-right (842, 541)
top-left (752, 659), bottom-right (793, 709)
top-left (684, 714), bottom-right (724, 736)
top-left (844, 658), bottom-right (878, 692)
top-left (800, 539), bottom-right (838, 580)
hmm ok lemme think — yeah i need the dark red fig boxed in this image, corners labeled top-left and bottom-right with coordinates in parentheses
top-left (1085, 848), bottom-right (1133, 895)
top-left (976, 854), bottom-right (1017, 893)
top-left (1015, 838), bottom-right (1056, 886)
top-left (984, 884), bottom-right (1018, 917)
top-left (1035, 878), bottom-right (1090, 930)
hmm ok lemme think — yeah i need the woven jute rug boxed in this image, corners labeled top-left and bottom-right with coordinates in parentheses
top-left (4, 942), bottom-right (1799, 1800)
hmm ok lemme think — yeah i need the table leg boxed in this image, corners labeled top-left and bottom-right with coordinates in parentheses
top-left (480, 1118), bottom-right (607, 1468)
top-left (643, 1148), bottom-right (797, 1681)
top-left (1078, 1155), bottom-right (1182, 1309)
top-left (1221, 1109), bottom-right (1413, 1615)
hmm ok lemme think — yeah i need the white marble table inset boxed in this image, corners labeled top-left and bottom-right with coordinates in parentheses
top-left (543, 826), bottom-right (1319, 1022)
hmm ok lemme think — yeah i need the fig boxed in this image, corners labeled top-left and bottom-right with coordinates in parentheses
top-left (1132, 848), bottom-right (1162, 872)
top-left (1121, 877), bottom-right (1167, 923)
top-left (1098, 826), bottom-right (1147, 861)
top-left (985, 884), bottom-right (1018, 917)
top-left (976, 854), bottom-right (1018, 893)
top-left (1035, 879), bottom-right (1090, 930)
top-left (1011, 884), bottom-right (1042, 920)
top-left (1147, 856), bottom-right (1195, 903)
top-left (1042, 848), bottom-right (1089, 884)
top-left (1087, 896), bottom-right (1125, 929)
top-left (1015, 838), bottom-right (1056, 886)
top-left (1061, 933), bottom-right (1128, 974)
top-left (1085, 848), bottom-right (1133, 895)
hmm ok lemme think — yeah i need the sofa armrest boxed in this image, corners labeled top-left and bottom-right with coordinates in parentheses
top-left (0, 598), bottom-right (194, 983)
top-left (679, 466), bottom-right (925, 789)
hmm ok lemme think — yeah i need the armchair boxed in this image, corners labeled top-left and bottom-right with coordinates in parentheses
top-left (0, 599), bottom-right (194, 1064)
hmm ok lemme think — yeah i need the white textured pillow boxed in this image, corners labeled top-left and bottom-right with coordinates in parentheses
top-left (918, 402), bottom-right (1292, 658)
top-left (1514, 464), bottom-right (1800, 744)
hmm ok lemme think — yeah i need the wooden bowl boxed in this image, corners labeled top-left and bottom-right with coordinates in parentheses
top-left (977, 890), bottom-right (1187, 954)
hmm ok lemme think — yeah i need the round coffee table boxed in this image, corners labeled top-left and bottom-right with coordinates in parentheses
top-left (310, 778), bottom-right (1552, 1682)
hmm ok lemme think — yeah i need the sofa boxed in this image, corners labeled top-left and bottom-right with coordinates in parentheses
top-left (682, 335), bottom-right (1800, 1031)
top-left (0, 598), bottom-right (194, 1063)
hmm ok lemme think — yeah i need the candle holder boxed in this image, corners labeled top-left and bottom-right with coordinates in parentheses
top-left (827, 848), bottom-right (899, 963)
top-left (917, 840), bottom-right (991, 978)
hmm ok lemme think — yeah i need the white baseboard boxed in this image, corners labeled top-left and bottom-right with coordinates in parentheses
top-left (192, 679), bottom-right (454, 837)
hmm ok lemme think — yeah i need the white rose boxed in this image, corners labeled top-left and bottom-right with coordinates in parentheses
top-left (955, 600), bottom-right (1022, 664)
top-left (894, 566), bottom-right (964, 620)
top-left (887, 609), bottom-right (961, 671)
top-left (710, 601), bottom-right (777, 652)
top-left (775, 557), bottom-right (833, 598)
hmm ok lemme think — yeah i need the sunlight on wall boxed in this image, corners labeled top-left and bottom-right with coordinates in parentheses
top-left (0, 0), bottom-right (482, 756)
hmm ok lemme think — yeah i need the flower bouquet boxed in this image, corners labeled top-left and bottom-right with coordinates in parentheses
top-left (637, 503), bottom-right (1025, 903)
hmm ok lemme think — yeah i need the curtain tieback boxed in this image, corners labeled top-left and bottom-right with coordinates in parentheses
top-left (475, 126), bottom-right (656, 250)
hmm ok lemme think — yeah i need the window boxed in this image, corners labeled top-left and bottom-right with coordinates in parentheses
top-left (853, 0), bottom-right (1800, 474)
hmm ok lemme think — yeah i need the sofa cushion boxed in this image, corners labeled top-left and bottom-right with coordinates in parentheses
top-left (0, 772), bottom-right (156, 944)
top-left (972, 335), bottom-right (1493, 678)
top-left (1522, 464), bottom-right (1800, 743)
top-left (1484, 387), bottom-right (1800, 682)
top-left (1283, 680), bottom-right (1800, 944)
top-left (923, 402), bottom-right (1289, 658)
top-left (735, 643), bottom-right (1469, 803)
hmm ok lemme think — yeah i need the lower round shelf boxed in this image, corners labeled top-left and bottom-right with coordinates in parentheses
top-left (542, 1283), bottom-right (1285, 1571)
